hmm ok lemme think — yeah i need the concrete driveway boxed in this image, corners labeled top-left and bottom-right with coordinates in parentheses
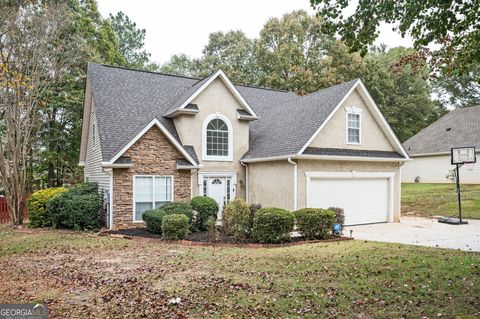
top-left (345, 217), bottom-right (480, 252)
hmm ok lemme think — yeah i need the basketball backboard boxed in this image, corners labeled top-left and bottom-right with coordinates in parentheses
top-left (451, 147), bottom-right (476, 165)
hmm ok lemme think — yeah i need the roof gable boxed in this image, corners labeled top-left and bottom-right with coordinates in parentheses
top-left (107, 118), bottom-right (198, 166)
top-left (298, 81), bottom-right (408, 158)
top-left (164, 70), bottom-right (258, 118)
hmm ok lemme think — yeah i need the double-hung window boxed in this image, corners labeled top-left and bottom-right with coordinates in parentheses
top-left (347, 112), bottom-right (361, 144)
top-left (134, 176), bottom-right (172, 221)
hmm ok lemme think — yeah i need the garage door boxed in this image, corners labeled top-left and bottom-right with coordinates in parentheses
top-left (308, 178), bottom-right (389, 225)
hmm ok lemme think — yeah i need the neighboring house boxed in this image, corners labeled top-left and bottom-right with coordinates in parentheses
top-left (402, 105), bottom-right (480, 184)
top-left (79, 63), bottom-right (409, 229)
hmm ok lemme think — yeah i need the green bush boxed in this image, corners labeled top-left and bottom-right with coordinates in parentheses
top-left (142, 209), bottom-right (168, 234)
top-left (162, 214), bottom-right (189, 240)
top-left (253, 208), bottom-right (294, 244)
top-left (68, 182), bottom-right (98, 195)
top-left (328, 207), bottom-right (345, 226)
top-left (294, 208), bottom-right (335, 240)
top-left (47, 183), bottom-right (99, 231)
top-left (28, 187), bottom-right (67, 228)
top-left (223, 199), bottom-right (251, 242)
top-left (190, 196), bottom-right (218, 231)
top-left (249, 203), bottom-right (262, 229)
top-left (142, 202), bottom-right (194, 234)
top-left (158, 202), bottom-right (194, 224)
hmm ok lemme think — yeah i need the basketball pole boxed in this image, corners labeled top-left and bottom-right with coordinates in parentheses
top-left (456, 163), bottom-right (462, 223)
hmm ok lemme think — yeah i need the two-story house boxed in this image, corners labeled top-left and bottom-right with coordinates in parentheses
top-left (79, 63), bottom-right (409, 230)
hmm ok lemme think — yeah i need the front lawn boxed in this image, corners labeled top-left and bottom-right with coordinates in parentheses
top-left (402, 183), bottom-right (480, 219)
top-left (0, 228), bottom-right (479, 318)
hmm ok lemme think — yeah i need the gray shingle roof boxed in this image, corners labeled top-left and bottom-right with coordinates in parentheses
top-left (403, 105), bottom-right (480, 156)
top-left (242, 79), bottom-right (358, 159)
top-left (303, 147), bottom-right (403, 159)
top-left (183, 145), bottom-right (198, 163)
top-left (88, 63), bottom-right (364, 162)
top-left (164, 73), bottom-right (215, 115)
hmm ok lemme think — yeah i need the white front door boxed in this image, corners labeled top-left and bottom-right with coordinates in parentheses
top-left (208, 177), bottom-right (227, 219)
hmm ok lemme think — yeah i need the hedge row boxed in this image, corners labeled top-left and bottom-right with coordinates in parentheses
top-left (222, 200), bottom-right (344, 243)
top-left (28, 183), bottom-right (99, 231)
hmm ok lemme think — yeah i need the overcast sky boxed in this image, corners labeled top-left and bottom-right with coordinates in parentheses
top-left (97, 0), bottom-right (413, 65)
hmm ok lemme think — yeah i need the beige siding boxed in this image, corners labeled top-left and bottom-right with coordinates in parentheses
top-left (309, 89), bottom-right (394, 151)
top-left (296, 160), bottom-right (401, 221)
top-left (248, 161), bottom-right (294, 211)
top-left (402, 154), bottom-right (480, 183)
top-left (173, 78), bottom-right (249, 199)
top-left (84, 99), bottom-right (110, 190)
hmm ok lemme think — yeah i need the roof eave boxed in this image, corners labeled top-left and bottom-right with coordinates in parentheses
top-left (242, 154), bottom-right (410, 163)
top-left (165, 109), bottom-right (199, 118)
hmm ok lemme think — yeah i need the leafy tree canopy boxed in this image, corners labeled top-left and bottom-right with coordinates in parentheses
top-left (309, 0), bottom-right (480, 77)
top-left (109, 11), bottom-right (151, 69)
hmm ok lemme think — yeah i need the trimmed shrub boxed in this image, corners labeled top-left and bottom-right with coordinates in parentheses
top-left (328, 207), bottom-right (345, 226)
top-left (158, 202), bottom-right (194, 224)
top-left (142, 209), bottom-right (168, 234)
top-left (294, 208), bottom-right (335, 240)
top-left (162, 214), bottom-right (189, 240)
top-left (28, 187), bottom-right (67, 228)
top-left (190, 196), bottom-right (218, 231)
top-left (48, 183), bottom-right (99, 231)
top-left (223, 199), bottom-right (251, 241)
top-left (249, 203), bottom-right (262, 229)
top-left (253, 208), bottom-right (295, 244)
top-left (68, 182), bottom-right (98, 196)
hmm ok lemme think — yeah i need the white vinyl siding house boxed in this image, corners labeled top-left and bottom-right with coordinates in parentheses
top-left (402, 105), bottom-right (480, 183)
top-left (84, 100), bottom-right (110, 189)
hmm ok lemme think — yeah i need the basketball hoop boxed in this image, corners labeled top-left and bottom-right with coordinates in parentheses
top-left (439, 147), bottom-right (476, 225)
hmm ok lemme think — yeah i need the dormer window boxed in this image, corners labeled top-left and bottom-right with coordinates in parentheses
top-left (202, 113), bottom-right (233, 161)
top-left (346, 106), bottom-right (362, 145)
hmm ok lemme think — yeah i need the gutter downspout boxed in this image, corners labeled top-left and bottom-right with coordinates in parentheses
top-left (190, 168), bottom-right (200, 199)
top-left (287, 157), bottom-right (297, 211)
top-left (240, 161), bottom-right (248, 203)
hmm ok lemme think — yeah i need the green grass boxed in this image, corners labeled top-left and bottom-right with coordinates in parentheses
top-left (402, 183), bottom-right (480, 219)
top-left (0, 228), bottom-right (479, 318)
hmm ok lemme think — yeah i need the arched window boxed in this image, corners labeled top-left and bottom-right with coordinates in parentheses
top-left (203, 114), bottom-right (232, 161)
top-left (206, 118), bottom-right (229, 156)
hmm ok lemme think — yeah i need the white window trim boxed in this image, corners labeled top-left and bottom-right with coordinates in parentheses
top-left (202, 113), bottom-right (233, 162)
top-left (132, 175), bottom-right (174, 223)
top-left (346, 106), bottom-right (362, 145)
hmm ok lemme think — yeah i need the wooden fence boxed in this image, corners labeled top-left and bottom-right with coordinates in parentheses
top-left (0, 196), bottom-right (28, 224)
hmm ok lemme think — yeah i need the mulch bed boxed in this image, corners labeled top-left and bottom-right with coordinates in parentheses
top-left (103, 227), bottom-right (353, 248)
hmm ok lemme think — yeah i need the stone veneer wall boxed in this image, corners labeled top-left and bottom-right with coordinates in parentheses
top-left (112, 126), bottom-right (191, 229)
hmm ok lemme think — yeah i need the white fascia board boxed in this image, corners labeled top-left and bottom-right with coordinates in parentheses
top-left (108, 118), bottom-right (197, 166)
top-left (242, 154), bottom-right (410, 163)
top-left (297, 80), bottom-right (360, 155)
top-left (356, 80), bottom-right (410, 159)
top-left (167, 70), bottom-right (258, 118)
top-left (298, 154), bottom-right (411, 162)
top-left (241, 154), bottom-right (299, 163)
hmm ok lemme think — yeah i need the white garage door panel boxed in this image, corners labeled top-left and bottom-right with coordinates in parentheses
top-left (309, 178), bottom-right (388, 225)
